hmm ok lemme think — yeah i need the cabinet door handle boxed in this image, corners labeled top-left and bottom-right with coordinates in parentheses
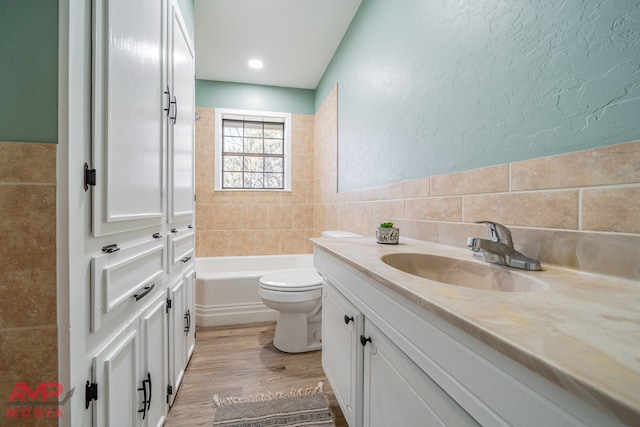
top-left (145, 372), bottom-right (152, 411)
top-left (170, 95), bottom-right (177, 124)
top-left (360, 335), bottom-right (372, 346)
top-left (184, 309), bottom-right (191, 335)
top-left (133, 283), bottom-right (155, 301)
top-left (344, 315), bottom-right (354, 324)
top-left (164, 86), bottom-right (171, 117)
top-left (137, 372), bottom-right (150, 419)
top-left (181, 256), bottom-right (192, 263)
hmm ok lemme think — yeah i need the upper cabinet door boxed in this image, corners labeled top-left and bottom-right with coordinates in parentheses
top-left (167, 1), bottom-right (195, 224)
top-left (92, 0), bottom-right (167, 236)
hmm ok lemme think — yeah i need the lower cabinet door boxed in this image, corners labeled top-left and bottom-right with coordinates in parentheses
top-left (140, 293), bottom-right (168, 427)
top-left (362, 321), bottom-right (480, 427)
top-left (184, 267), bottom-right (196, 361)
top-left (167, 275), bottom-right (186, 406)
top-left (92, 323), bottom-right (140, 427)
top-left (322, 281), bottom-right (362, 427)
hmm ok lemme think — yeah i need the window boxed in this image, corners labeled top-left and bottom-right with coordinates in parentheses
top-left (214, 109), bottom-right (291, 191)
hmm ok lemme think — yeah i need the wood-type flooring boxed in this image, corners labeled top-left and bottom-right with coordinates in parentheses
top-left (164, 322), bottom-right (347, 426)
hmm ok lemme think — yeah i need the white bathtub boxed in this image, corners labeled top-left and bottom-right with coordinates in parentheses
top-left (195, 254), bottom-right (315, 327)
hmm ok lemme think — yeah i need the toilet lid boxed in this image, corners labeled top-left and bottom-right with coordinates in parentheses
top-left (259, 269), bottom-right (323, 291)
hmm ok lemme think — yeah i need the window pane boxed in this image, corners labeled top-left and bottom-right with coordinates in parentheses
top-left (265, 173), bottom-right (283, 189)
top-left (245, 138), bottom-right (263, 153)
top-left (223, 172), bottom-right (243, 188)
top-left (244, 156), bottom-right (264, 172)
top-left (264, 123), bottom-right (283, 138)
top-left (244, 122), bottom-right (263, 138)
top-left (244, 172), bottom-right (263, 188)
top-left (264, 140), bottom-right (283, 154)
top-left (223, 137), bottom-right (243, 152)
top-left (223, 120), bottom-right (243, 137)
top-left (223, 155), bottom-right (243, 171)
top-left (264, 157), bottom-right (283, 172)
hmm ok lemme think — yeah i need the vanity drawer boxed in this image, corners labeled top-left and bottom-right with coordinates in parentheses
top-left (91, 239), bottom-right (165, 332)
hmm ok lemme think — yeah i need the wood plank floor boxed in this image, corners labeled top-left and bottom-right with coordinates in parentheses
top-left (164, 322), bottom-right (348, 426)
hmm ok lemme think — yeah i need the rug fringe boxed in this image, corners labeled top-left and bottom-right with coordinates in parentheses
top-left (212, 381), bottom-right (324, 407)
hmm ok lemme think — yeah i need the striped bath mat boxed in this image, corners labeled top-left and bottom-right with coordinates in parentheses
top-left (212, 382), bottom-right (335, 427)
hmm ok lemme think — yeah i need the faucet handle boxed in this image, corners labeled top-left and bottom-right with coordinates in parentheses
top-left (475, 221), bottom-right (514, 247)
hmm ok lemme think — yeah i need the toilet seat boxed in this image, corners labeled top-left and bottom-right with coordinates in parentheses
top-left (259, 269), bottom-right (322, 292)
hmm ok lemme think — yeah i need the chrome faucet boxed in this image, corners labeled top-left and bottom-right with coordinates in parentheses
top-left (467, 221), bottom-right (541, 271)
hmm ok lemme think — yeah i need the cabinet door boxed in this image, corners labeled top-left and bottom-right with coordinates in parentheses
top-left (184, 267), bottom-right (196, 361)
top-left (140, 294), bottom-right (168, 427)
top-left (167, 0), bottom-right (195, 223)
top-left (167, 275), bottom-right (186, 406)
top-left (362, 321), bottom-right (480, 427)
top-left (322, 282), bottom-right (362, 427)
top-left (92, 324), bottom-right (140, 427)
top-left (92, 0), bottom-right (166, 236)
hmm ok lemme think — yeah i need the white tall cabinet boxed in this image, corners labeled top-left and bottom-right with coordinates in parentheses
top-left (61, 0), bottom-right (195, 425)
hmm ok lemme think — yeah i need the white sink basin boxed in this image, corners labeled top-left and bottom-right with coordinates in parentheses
top-left (381, 253), bottom-right (547, 292)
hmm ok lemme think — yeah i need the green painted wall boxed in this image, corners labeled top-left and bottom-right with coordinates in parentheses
top-left (317, 0), bottom-right (640, 192)
top-left (196, 80), bottom-right (315, 114)
top-left (0, 0), bottom-right (59, 143)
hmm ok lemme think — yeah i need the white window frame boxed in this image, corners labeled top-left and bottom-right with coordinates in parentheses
top-left (214, 108), bottom-right (292, 191)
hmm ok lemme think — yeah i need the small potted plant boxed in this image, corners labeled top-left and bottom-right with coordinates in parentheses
top-left (376, 222), bottom-right (399, 245)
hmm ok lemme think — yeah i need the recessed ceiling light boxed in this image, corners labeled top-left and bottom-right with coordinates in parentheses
top-left (248, 59), bottom-right (263, 69)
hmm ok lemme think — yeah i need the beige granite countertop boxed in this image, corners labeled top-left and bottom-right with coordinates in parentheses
top-left (311, 236), bottom-right (640, 426)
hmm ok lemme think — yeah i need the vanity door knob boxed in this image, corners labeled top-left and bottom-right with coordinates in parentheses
top-left (360, 335), bottom-right (372, 346)
top-left (344, 315), bottom-right (354, 325)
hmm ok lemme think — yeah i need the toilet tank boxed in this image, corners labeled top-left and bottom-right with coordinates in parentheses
top-left (322, 230), bottom-right (362, 238)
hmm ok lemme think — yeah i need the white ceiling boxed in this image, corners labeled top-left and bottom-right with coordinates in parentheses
top-left (194, 0), bottom-right (362, 89)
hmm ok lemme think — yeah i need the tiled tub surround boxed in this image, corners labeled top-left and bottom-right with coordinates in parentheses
top-left (195, 107), bottom-right (315, 257)
top-left (312, 236), bottom-right (640, 426)
top-left (0, 141), bottom-right (58, 426)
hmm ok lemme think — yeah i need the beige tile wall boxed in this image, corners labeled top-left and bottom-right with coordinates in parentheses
top-left (195, 108), bottom-right (316, 256)
top-left (0, 141), bottom-right (58, 426)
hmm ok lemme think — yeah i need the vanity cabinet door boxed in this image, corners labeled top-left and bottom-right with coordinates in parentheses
top-left (362, 321), bottom-right (480, 427)
top-left (322, 281), bottom-right (363, 427)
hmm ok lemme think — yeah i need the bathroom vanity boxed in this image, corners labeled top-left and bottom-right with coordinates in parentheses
top-left (313, 237), bottom-right (639, 427)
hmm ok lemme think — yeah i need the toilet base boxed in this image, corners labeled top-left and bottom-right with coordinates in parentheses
top-left (273, 306), bottom-right (322, 353)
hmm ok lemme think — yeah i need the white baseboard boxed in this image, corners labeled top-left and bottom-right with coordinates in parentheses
top-left (195, 302), bottom-right (278, 327)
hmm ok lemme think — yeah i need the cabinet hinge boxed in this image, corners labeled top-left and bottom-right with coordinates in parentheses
top-left (83, 163), bottom-right (96, 191)
top-left (166, 385), bottom-right (173, 404)
top-left (166, 298), bottom-right (172, 313)
top-left (85, 381), bottom-right (98, 409)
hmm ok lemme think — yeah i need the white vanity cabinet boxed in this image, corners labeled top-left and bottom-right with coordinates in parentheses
top-left (362, 320), bottom-right (479, 427)
top-left (322, 279), bottom-right (477, 427)
top-left (315, 248), bottom-right (626, 427)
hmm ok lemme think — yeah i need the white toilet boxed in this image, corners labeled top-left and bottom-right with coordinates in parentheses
top-left (259, 230), bottom-right (362, 353)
